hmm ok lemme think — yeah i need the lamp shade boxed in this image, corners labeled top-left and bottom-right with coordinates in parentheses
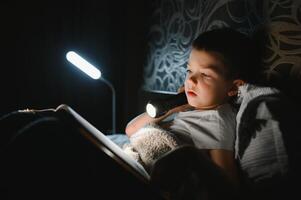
top-left (66, 51), bottom-right (101, 79)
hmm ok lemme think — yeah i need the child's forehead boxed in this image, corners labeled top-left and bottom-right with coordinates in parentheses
top-left (187, 49), bottom-right (226, 73)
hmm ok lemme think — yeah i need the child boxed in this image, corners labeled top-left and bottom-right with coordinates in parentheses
top-left (124, 28), bottom-right (259, 183)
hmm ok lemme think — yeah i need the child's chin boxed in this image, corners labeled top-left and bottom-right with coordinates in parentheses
top-left (187, 100), bottom-right (198, 108)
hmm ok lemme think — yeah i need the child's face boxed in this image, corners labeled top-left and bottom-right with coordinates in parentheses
top-left (185, 49), bottom-right (234, 109)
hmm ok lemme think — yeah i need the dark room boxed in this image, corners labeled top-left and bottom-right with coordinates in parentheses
top-left (0, 0), bottom-right (301, 199)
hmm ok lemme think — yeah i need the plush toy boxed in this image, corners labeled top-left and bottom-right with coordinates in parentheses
top-left (122, 123), bottom-right (180, 171)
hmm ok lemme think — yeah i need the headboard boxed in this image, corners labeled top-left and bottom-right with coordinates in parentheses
top-left (140, 0), bottom-right (301, 102)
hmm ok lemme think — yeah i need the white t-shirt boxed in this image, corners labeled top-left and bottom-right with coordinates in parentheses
top-left (165, 103), bottom-right (237, 151)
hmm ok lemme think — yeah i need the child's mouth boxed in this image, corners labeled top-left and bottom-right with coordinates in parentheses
top-left (187, 91), bottom-right (197, 97)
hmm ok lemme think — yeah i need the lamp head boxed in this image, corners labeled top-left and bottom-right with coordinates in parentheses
top-left (66, 51), bottom-right (101, 79)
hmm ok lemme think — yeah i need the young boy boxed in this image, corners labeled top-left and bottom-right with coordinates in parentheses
top-left (124, 28), bottom-right (258, 183)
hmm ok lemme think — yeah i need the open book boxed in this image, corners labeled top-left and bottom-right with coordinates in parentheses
top-left (54, 104), bottom-right (150, 183)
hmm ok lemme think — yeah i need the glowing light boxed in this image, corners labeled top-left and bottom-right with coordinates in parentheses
top-left (146, 103), bottom-right (157, 118)
top-left (66, 51), bottom-right (101, 79)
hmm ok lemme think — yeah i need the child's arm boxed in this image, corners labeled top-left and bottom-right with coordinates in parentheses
top-left (125, 112), bottom-right (169, 137)
top-left (125, 104), bottom-right (192, 137)
top-left (126, 87), bottom-right (189, 137)
top-left (209, 149), bottom-right (239, 186)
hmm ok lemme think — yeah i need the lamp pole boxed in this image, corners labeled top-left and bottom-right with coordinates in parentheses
top-left (66, 51), bottom-right (116, 134)
top-left (100, 77), bottom-right (116, 134)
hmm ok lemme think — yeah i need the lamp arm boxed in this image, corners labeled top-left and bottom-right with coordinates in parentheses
top-left (100, 77), bottom-right (116, 134)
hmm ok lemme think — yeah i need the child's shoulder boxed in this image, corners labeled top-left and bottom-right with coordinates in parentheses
top-left (217, 103), bottom-right (237, 112)
top-left (215, 103), bottom-right (237, 118)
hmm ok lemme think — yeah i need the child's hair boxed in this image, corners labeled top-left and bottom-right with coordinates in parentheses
top-left (192, 27), bottom-right (261, 84)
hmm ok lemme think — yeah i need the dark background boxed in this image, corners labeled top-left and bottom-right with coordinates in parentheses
top-left (1, 0), bottom-right (300, 134)
top-left (0, 0), bottom-right (151, 133)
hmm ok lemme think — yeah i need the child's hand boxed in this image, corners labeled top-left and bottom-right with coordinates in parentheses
top-left (166, 85), bottom-right (193, 114)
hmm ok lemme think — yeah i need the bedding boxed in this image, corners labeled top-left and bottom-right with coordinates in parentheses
top-left (234, 83), bottom-right (301, 198)
top-left (235, 83), bottom-right (289, 182)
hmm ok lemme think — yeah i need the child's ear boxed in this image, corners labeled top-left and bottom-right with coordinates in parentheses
top-left (228, 79), bottom-right (245, 97)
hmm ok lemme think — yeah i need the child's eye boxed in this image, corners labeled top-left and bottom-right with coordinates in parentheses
top-left (201, 73), bottom-right (211, 79)
top-left (186, 69), bottom-right (192, 74)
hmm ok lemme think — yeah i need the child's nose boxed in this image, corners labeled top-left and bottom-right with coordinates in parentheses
top-left (187, 74), bottom-right (198, 85)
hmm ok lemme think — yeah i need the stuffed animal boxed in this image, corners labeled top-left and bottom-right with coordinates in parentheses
top-left (122, 123), bottom-right (180, 171)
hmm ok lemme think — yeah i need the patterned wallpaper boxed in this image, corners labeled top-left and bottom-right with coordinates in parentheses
top-left (142, 0), bottom-right (301, 95)
top-left (264, 0), bottom-right (301, 96)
